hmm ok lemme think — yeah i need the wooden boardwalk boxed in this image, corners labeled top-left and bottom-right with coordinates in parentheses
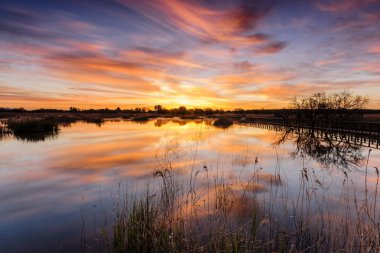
top-left (239, 118), bottom-right (380, 149)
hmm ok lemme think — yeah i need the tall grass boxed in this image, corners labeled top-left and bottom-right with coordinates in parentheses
top-left (3, 115), bottom-right (107, 142)
top-left (0, 121), bottom-right (11, 140)
top-left (96, 148), bottom-right (380, 253)
top-left (6, 117), bottom-right (60, 141)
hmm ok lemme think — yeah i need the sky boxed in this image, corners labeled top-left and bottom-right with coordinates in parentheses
top-left (0, 0), bottom-right (380, 109)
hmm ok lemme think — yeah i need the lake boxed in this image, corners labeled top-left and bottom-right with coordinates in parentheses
top-left (0, 118), bottom-right (379, 252)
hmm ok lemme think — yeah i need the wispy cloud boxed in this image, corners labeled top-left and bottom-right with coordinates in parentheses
top-left (0, 0), bottom-right (379, 109)
top-left (316, 0), bottom-right (376, 12)
top-left (255, 41), bottom-right (287, 55)
top-left (122, 0), bottom-right (283, 48)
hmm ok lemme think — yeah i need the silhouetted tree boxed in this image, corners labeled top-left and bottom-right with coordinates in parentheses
top-left (178, 106), bottom-right (187, 115)
top-left (290, 91), bottom-right (368, 127)
top-left (154, 105), bottom-right (163, 112)
top-left (69, 107), bottom-right (80, 112)
top-left (234, 108), bottom-right (244, 114)
top-left (291, 91), bottom-right (368, 111)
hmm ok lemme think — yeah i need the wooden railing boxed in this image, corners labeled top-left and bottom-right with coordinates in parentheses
top-left (239, 118), bottom-right (380, 149)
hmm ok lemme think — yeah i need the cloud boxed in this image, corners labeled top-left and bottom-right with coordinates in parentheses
top-left (316, 0), bottom-right (376, 12)
top-left (255, 41), bottom-right (287, 54)
top-left (0, 0), bottom-right (379, 109)
top-left (46, 44), bottom-right (205, 81)
top-left (211, 66), bottom-right (297, 96)
top-left (122, 0), bottom-right (280, 48)
top-left (46, 51), bottom-right (161, 92)
top-left (233, 61), bottom-right (256, 72)
top-left (245, 33), bottom-right (271, 43)
top-left (0, 6), bottom-right (51, 40)
top-left (125, 47), bottom-right (203, 69)
top-left (368, 45), bottom-right (380, 54)
top-left (354, 61), bottom-right (380, 75)
top-left (331, 10), bottom-right (380, 32)
top-left (0, 84), bottom-right (77, 109)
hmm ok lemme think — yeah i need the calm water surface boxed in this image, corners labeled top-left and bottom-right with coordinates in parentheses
top-left (0, 119), bottom-right (379, 252)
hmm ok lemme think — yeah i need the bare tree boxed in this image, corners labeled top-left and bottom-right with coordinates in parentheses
top-left (154, 105), bottom-right (163, 112)
top-left (291, 91), bottom-right (368, 110)
top-left (290, 91), bottom-right (368, 126)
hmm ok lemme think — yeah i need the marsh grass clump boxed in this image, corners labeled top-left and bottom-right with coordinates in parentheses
top-left (98, 148), bottom-right (380, 253)
top-left (44, 115), bottom-right (78, 125)
top-left (102, 170), bottom-right (188, 253)
top-left (104, 173), bottom-right (255, 253)
top-left (82, 117), bottom-right (104, 126)
top-left (6, 117), bottom-right (60, 142)
top-left (111, 194), bottom-right (186, 253)
top-left (180, 115), bottom-right (200, 120)
top-left (0, 122), bottom-right (11, 140)
top-left (2, 114), bottom-right (108, 142)
top-left (131, 116), bottom-right (150, 122)
top-left (122, 115), bottom-right (132, 119)
top-left (213, 117), bottom-right (233, 128)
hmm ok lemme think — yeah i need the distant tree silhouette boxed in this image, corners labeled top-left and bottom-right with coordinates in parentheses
top-left (154, 105), bottom-right (163, 111)
top-left (291, 91), bottom-right (368, 111)
top-left (178, 106), bottom-right (187, 115)
top-left (69, 107), bottom-right (80, 112)
top-left (290, 91), bottom-right (369, 127)
top-left (234, 108), bottom-right (244, 114)
top-left (193, 108), bottom-right (204, 115)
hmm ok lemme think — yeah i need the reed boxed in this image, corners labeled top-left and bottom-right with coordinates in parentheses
top-left (98, 148), bottom-right (380, 252)
top-left (6, 117), bottom-right (60, 141)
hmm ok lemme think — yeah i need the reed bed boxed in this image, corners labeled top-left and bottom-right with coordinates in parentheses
top-left (6, 117), bottom-right (60, 141)
top-left (92, 147), bottom-right (380, 253)
top-left (0, 121), bottom-right (11, 140)
top-left (2, 115), bottom-right (106, 141)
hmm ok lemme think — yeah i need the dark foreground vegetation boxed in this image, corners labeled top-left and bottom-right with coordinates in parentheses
top-left (0, 114), bottom-right (105, 141)
top-left (94, 146), bottom-right (379, 253)
top-left (6, 117), bottom-right (60, 142)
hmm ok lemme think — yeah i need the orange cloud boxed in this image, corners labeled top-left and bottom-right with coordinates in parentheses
top-left (255, 41), bottom-right (287, 55)
top-left (368, 45), bottom-right (380, 54)
top-left (316, 0), bottom-right (376, 12)
top-left (122, 48), bottom-right (203, 69)
top-left (122, 0), bottom-right (280, 48)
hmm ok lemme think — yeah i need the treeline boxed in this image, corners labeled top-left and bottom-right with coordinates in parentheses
top-left (1, 106), bottom-right (380, 115)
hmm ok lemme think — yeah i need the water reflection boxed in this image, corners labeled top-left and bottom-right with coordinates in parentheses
top-left (0, 119), bottom-right (379, 252)
top-left (154, 118), bottom-right (212, 127)
top-left (274, 126), bottom-right (366, 170)
top-left (1, 117), bottom-right (217, 142)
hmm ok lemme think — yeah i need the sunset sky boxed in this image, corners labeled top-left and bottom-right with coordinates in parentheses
top-left (1, 0), bottom-right (380, 109)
